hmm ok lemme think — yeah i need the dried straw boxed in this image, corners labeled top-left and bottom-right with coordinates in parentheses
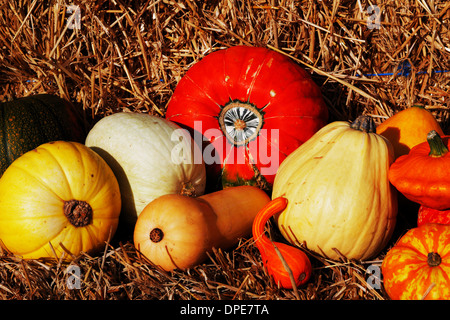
top-left (0, 0), bottom-right (449, 300)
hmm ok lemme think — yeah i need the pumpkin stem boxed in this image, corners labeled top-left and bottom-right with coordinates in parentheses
top-left (218, 100), bottom-right (264, 147)
top-left (64, 200), bottom-right (93, 227)
top-left (427, 252), bottom-right (441, 267)
top-left (350, 115), bottom-right (376, 133)
top-left (150, 228), bottom-right (164, 243)
top-left (180, 181), bottom-right (196, 197)
top-left (427, 130), bottom-right (448, 158)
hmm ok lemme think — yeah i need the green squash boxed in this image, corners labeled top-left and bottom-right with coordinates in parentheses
top-left (0, 94), bottom-right (85, 176)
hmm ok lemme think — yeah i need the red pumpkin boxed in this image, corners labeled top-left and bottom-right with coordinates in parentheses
top-left (418, 206), bottom-right (450, 227)
top-left (165, 46), bottom-right (328, 190)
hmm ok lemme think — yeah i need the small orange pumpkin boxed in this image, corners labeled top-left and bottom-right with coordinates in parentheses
top-left (389, 130), bottom-right (450, 210)
top-left (381, 223), bottom-right (450, 300)
top-left (417, 206), bottom-right (450, 227)
top-left (376, 105), bottom-right (444, 159)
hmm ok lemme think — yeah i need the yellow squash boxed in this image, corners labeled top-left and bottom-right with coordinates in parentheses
top-left (0, 141), bottom-right (121, 259)
top-left (272, 115), bottom-right (398, 261)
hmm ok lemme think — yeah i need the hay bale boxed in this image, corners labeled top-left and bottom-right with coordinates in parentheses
top-left (0, 0), bottom-right (449, 300)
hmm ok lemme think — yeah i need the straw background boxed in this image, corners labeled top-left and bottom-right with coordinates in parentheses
top-left (0, 0), bottom-right (449, 300)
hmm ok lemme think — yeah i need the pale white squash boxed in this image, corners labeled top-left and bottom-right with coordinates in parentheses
top-left (85, 112), bottom-right (206, 224)
top-left (272, 115), bottom-right (398, 261)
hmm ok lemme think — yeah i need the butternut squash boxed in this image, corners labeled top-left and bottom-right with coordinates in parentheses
top-left (133, 186), bottom-right (270, 271)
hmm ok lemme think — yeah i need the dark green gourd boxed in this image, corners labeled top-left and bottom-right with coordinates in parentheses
top-left (0, 94), bottom-right (85, 176)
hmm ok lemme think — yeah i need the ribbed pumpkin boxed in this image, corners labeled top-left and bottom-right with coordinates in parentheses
top-left (272, 115), bottom-right (398, 261)
top-left (0, 94), bottom-right (85, 176)
top-left (85, 112), bottom-right (206, 224)
top-left (389, 130), bottom-right (450, 210)
top-left (165, 46), bottom-right (328, 190)
top-left (0, 141), bottom-right (121, 259)
top-left (382, 224), bottom-right (450, 300)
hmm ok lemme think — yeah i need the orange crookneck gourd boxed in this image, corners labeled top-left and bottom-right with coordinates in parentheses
top-left (252, 197), bottom-right (312, 289)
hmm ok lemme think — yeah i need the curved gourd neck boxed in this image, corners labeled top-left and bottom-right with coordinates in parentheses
top-left (253, 197), bottom-right (288, 249)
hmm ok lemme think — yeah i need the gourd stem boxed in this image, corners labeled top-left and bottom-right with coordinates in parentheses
top-left (350, 115), bottom-right (376, 133)
top-left (427, 130), bottom-right (448, 158)
top-left (180, 181), bottom-right (196, 197)
top-left (64, 200), bottom-right (93, 227)
top-left (427, 252), bottom-right (441, 267)
top-left (150, 228), bottom-right (164, 243)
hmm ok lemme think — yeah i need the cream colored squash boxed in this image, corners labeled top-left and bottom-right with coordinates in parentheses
top-left (272, 115), bottom-right (398, 261)
top-left (85, 112), bottom-right (206, 224)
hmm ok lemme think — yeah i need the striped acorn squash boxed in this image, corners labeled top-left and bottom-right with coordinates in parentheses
top-left (0, 94), bottom-right (85, 176)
